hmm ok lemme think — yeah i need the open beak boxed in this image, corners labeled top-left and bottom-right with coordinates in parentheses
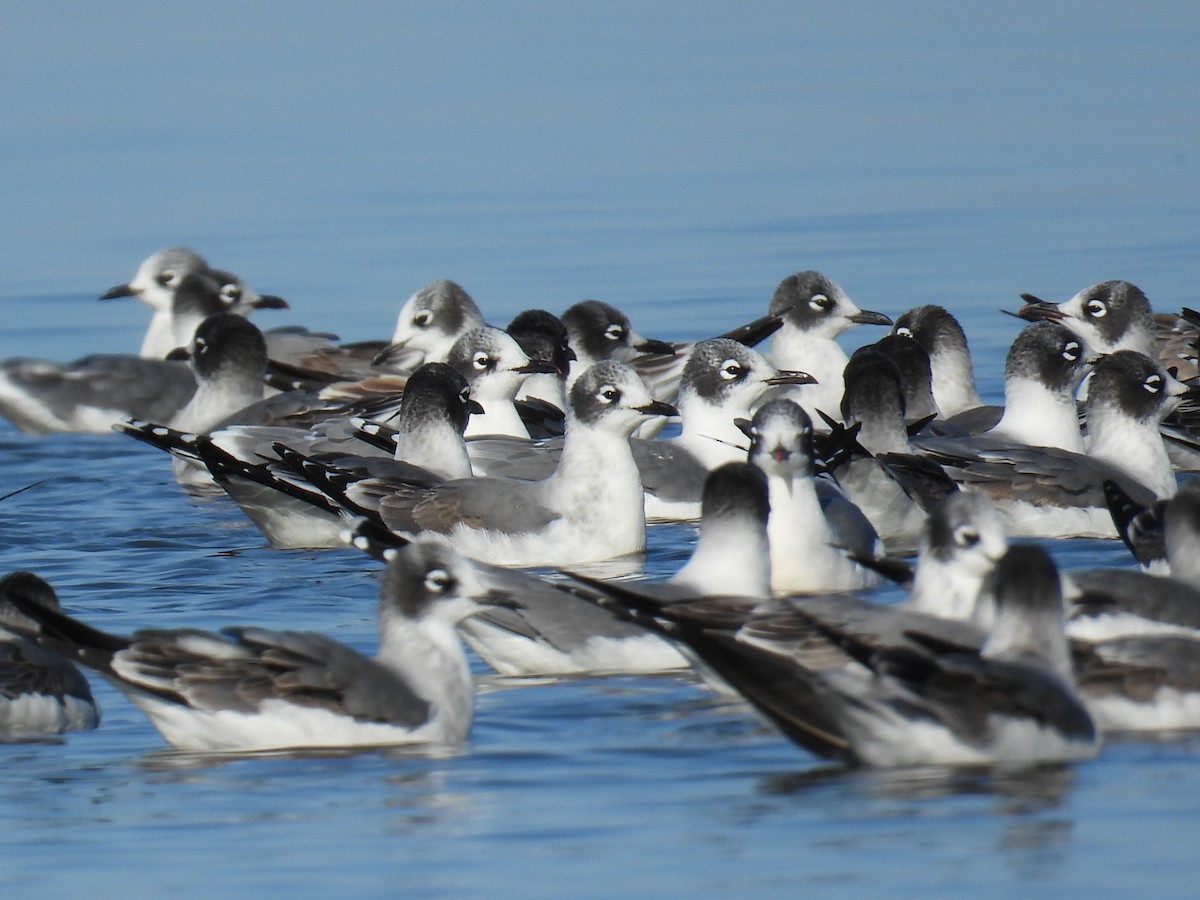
top-left (1015, 293), bottom-right (1069, 321)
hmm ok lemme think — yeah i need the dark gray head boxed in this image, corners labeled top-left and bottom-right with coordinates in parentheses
top-left (1087, 350), bottom-right (1178, 424)
top-left (921, 492), bottom-right (1008, 565)
top-left (986, 545), bottom-right (1060, 612)
top-left (869, 334), bottom-right (937, 420)
top-left (170, 271), bottom-right (230, 319)
top-left (892, 304), bottom-right (970, 356)
top-left (1005, 320), bottom-right (1087, 395)
top-left (1021, 281), bottom-right (1154, 355)
top-left (398, 362), bottom-right (476, 436)
top-left (841, 348), bottom-right (906, 425)
top-left (186, 312), bottom-right (268, 382)
top-left (701, 462), bottom-right (770, 529)
top-left (100, 246), bottom-right (209, 301)
top-left (561, 300), bottom-right (673, 361)
top-left (562, 300), bottom-right (634, 361)
top-left (507, 309), bottom-right (575, 379)
top-left (979, 544), bottom-right (1072, 674)
top-left (680, 338), bottom-right (812, 406)
top-left (568, 361), bottom-right (677, 430)
top-left (209, 268), bottom-right (288, 312)
top-left (742, 397), bottom-right (815, 478)
top-left (0, 571), bottom-right (61, 630)
top-left (768, 270), bottom-right (891, 336)
top-left (388, 280), bottom-right (484, 357)
top-left (379, 538), bottom-right (490, 622)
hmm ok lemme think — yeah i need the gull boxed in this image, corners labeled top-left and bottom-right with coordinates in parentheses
top-left (761, 270), bottom-right (892, 421)
top-left (4, 539), bottom-right (511, 752)
top-left (101, 246), bottom-right (287, 359)
top-left (579, 544), bottom-right (1099, 768)
top-left (0, 571), bottom-right (99, 737)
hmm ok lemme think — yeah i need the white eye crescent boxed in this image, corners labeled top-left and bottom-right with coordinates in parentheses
top-left (424, 568), bottom-right (452, 593)
top-left (1062, 340), bottom-right (1080, 362)
top-left (895, 326), bottom-right (913, 338)
top-left (954, 525), bottom-right (980, 547)
top-left (719, 359), bottom-right (743, 380)
top-left (604, 324), bottom-right (624, 341)
top-left (413, 310), bottom-right (433, 328)
top-left (1085, 298), bottom-right (1108, 318)
top-left (809, 293), bottom-right (831, 311)
top-left (1144, 374), bottom-right (1162, 394)
top-left (472, 352), bottom-right (492, 370)
top-left (598, 384), bottom-right (620, 403)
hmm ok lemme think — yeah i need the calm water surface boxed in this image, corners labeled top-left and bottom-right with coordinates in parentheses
top-left (1, 3), bottom-right (1199, 897)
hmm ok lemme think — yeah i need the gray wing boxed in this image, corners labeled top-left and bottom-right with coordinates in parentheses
top-left (631, 440), bottom-right (709, 501)
top-left (1068, 569), bottom-right (1200, 629)
top-left (0, 638), bottom-right (95, 704)
top-left (397, 477), bottom-right (560, 535)
top-left (2, 355), bottom-right (195, 424)
top-left (918, 437), bottom-right (1158, 509)
top-left (466, 436), bottom-right (562, 480)
top-left (814, 479), bottom-right (881, 557)
top-left (122, 627), bottom-right (432, 727)
top-left (1076, 635), bottom-right (1200, 696)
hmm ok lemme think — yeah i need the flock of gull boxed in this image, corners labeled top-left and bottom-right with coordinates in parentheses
top-left (1, 245), bottom-right (1199, 768)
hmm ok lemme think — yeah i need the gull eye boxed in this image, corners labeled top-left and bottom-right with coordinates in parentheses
top-left (1062, 340), bottom-right (1080, 362)
top-left (472, 352), bottom-right (492, 370)
top-left (192, 336), bottom-right (208, 356)
top-left (413, 310), bottom-right (433, 328)
top-left (219, 284), bottom-right (242, 306)
top-left (598, 383), bottom-right (620, 403)
top-left (1143, 374), bottom-right (1162, 394)
top-left (895, 326), bottom-right (913, 338)
top-left (458, 386), bottom-right (471, 404)
top-left (719, 359), bottom-right (744, 381)
top-left (424, 568), bottom-right (453, 593)
top-left (604, 324), bottom-right (624, 342)
top-left (809, 293), bottom-right (831, 311)
top-left (953, 525), bottom-right (980, 548)
top-left (156, 269), bottom-right (179, 287)
top-left (1084, 298), bottom-right (1108, 318)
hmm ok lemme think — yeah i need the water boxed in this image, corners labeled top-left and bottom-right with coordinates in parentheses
top-left (2, 3), bottom-right (1199, 896)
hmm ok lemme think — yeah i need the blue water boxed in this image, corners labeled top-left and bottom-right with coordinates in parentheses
top-left (2, 3), bottom-right (1199, 896)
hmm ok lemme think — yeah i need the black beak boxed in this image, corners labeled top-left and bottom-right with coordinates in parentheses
top-left (100, 283), bottom-right (134, 300)
top-left (372, 342), bottom-right (412, 368)
top-left (467, 399), bottom-right (485, 414)
top-left (764, 369), bottom-right (817, 386)
top-left (165, 347), bottom-right (190, 361)
top-left (849, 309), bottom-right (892, 326)
top-left (635, 400), bottom-right (678, 418)
top-left (733, 417), bottom-right (754, 440)
top-left (1015, 294), bottom-right (1068, 322)
top-left (251, 294), bottom-right (289, 310)
top-left (634, 338), bottom-right (677, 356)
top-left (514, 359), bottom-right (561, 376)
